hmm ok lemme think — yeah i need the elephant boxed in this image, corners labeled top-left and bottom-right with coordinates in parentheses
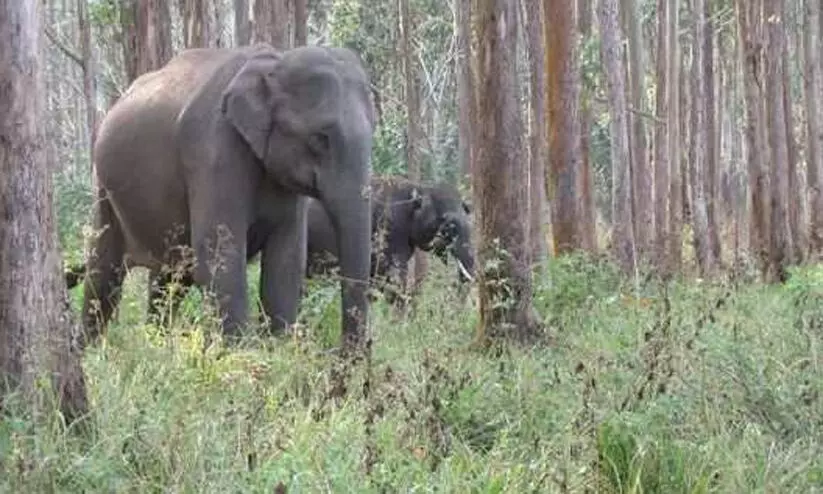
top-left (78, 43), bottom-right (375, 348)
top-left (305, 176), bottom-right (475, 305)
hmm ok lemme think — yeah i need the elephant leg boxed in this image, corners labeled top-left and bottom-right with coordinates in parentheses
top-left (384, 259), bottom-right (410, 314)
top-left (188, 182), bottom-right (252, 341)
top-left (146, 267), bottom-right (193, 328)
top-left (81, 194), bottom-right (126, 347)
top-left (259, 197), bottom-right (308, 336)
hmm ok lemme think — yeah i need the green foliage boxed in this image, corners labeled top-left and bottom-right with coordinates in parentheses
top-left (89, 0), bottom-right (121, 28)
top-left (53, 170), bottom-right (94, 264)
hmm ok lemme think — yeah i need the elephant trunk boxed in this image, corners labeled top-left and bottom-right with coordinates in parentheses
top-left (323, 184), bottom-right (371, 349)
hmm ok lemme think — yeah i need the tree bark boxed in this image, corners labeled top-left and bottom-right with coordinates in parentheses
top-left (294, 0), bottom-right (307, 46)
top-left (77, 0), bottom-right (97, 165)
top-left (253, 0), bottom-right (289, 49)
top-left (472, 0), bottom-right (537, 343)
top-left (578, 0), bottom-right (596, 252)
top-left (622, 0), bottom-right (651, 263)
top-left (783, 44), bottom-right (806, 261)
top-left (652, 0), bottom-right (668, 269)
top-left (234, 0), bottom-right (251, 46)
top-left (546, 0), bottom-right (582, 255)
top-left (597, 0), bottom-right (636, 273)
top-left (121, 0), bottom-right (174, 84)
top-left (0, 0), bottom-right (88, 423)
top-left (456, 0), bottom-right (475, 181)
top-left (690, 0), bottom-right (716, 277)
top-left (666, 0), bottom-right (682, 274)
top-left (702, 0), bottom-right (721, 263)
top-left (521, 0), bottom-right (548, 262)
top-left (180, 0), bottom-right (212, 48)
top-left (764, 0), bottom-right (793, 281)
top-left (804, 0), bottom-right (823, 256)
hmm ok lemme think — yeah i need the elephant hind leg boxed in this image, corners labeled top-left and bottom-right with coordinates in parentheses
top-left (81, 194), bottom-right (127, 348)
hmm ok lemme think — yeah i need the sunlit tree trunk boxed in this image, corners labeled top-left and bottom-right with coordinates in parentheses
top-left (456, 0), bottom-right (475, 181)
top-left (621, 0), bottom-right (651, 263)
top-left (702, 0), bottom-right (721, 264)
top-left (764, 0), bottom-right (793, 281)
top-left (0, 0), bottom-right (88, 424)
top-left (521, 0), bottom-right (548, 262)
top-left (597, 0), bottom-right (636, 273)
top-left (546, 0), bottom-right (582, 255)
top-left (652, 0), bottom-right (668, 269)
top-left (180, 0), bottom-right (212, 48)
top-left (294, 0), bottom-right (307, 46)
top-left (783, 44), bottom-right (806, 261)
top-left (578, 0), bottom-right (596, 252)
top-left (666, 0), bottom-right (682, 273)
top-left (473, 0), bottom-right (537, 343)
top-left (77, 0), bottom-right (97, 165)
top-left (804, 0), bottom-right (823, 256)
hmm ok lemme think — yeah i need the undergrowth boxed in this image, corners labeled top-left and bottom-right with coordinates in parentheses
top-left (1, 253), bottom-right (822, 493)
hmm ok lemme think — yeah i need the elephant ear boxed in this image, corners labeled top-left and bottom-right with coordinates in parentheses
top-left (221, 52), bottom-right (281, 161)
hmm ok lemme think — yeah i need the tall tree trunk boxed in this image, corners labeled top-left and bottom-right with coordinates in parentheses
top-left (253, 0), bottom-right (289, 49)
top-left (521, 0), bottom-right (548, 262)
top-left (294, 0), bottom-right (307, 46)
top-left (622, 0), bottom-right (651, 263)
top-left (690, 0), bottom-right (716, 276)
top-left (180, 0), bottom-right (211, 48)
top-left (783, 47), bottom-right (806, 261)
top-left (546, 0), bottom-right (582, 255)
top-left (400, 0), bottom-right (428, 290)
top-left (764, 0), bottom-right (793, 281)
top-left (78, 0), bottom-right (97, 165)
top-left (0, 0), bottom-right (88, 423)
top-left (702, 0), bottom-right (721, 264)
top-left (666, 0), bottom-right (682, 273)
top-left (578, 0), bottom-right (596, 251)
top-left (652, 0), bottom-right (668, 269)
top-left (122, 0), bottom-right (174, 83)
top-left (234, 0), bottom-right (251, 46)
top-left (736, 0), bottom-right (770, 274)
top-left (804, 0), bottom-right (823, 256)
top-left (597, 0), bottom-right (636, 273)
top-left (456, 0), bottom-right (475, 181)
top-left (473, 0), bottom-right (537, 343)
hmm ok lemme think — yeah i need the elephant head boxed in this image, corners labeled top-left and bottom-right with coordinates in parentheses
top-left (409, 184), bottom-right (475, 283)
top-left (221, 45), bottom-right (375, 342)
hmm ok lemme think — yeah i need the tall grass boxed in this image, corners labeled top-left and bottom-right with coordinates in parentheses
top-left (2, 249), bottom-right (822, 492)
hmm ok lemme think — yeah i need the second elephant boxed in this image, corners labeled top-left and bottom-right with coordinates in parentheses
top-left (306, 176), bottom-right (475, 303)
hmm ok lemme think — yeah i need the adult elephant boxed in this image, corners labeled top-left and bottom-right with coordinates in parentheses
top-left (306, 176), bottom-right (475, 304)
top-left (79, 43), bottom-right (375, 348)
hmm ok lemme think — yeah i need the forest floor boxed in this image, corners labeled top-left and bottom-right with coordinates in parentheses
top-left (2, 252), bottom-right (822, 493)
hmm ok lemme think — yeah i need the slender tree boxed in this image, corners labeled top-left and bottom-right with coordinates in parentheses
top-left (546, 0), bottom-right (582, 255)
top-left (804, 0), bottom-right (823, 256)
top-left (577, 0), bottom-right (596, 251)
top-left (78, 0), bottom-right (97, 164)
top-left (652, 0), bottom-right (668, 268)
top-left (0, 0), bottom-right (88, 423)
top-left (234, 0), bottom-right (251, 46)
top-left (472, 0), bottom-right (537, 343)
top-left (666, 0), bottom-right (682, 273)
top-left (456, 0), bottom-right (475, 181)
top-left (294, 0), bottom-right (307, 46)
top-left (597, 0), bottom-right (636, 273)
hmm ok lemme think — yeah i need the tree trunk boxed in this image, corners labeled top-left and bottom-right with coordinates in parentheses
top-left (180, 0), bottom-right (211, 48)
top-left (690, 0), bottom-right (716, 276)
top-left (234, 0), bottom-right (251, 46)
top-left (546, 0), bottom-right (582, 255)
top-left (521, 0), bottom-right (548, 262)
top-left (122, 0), bottom-right (174, 83)
top-left (456, 0), bottom-right (475, 181)
top-left (294, 0), bottom-right (307, 46)
top-left (652, 0), bottom-right (668, 269)
top-left (764, 0), bottom-right (793, 281)
top-left (0, 0), bottom-right (88, 423)
top-left (783, 46), bottom-right (806, 261)
top-left (736, 0), bottom-right (770, 274)
top-left (702, 0), bottom-right (721, 264)
top-left (472, 0), bottom-right (537, 343)
top-left (578, 0), bottom-right (596, 252)
top-left (804, 0), bottom-right (823, 256)
top-left (77, 0), bottom-right (97, 166)
top-left (597, 0), bottom-right (636, 273)
top-left (400, 0), bottom-right (428, 290)
top-left (622, 0), bottom-right (651, 263)
top-left (666, 0), bottom-right (682, 274)
top-left (253, 0), bottom-right (289, 49)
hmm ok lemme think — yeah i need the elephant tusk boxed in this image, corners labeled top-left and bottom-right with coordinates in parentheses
top-left (457, 259), bottom-right (474, 283)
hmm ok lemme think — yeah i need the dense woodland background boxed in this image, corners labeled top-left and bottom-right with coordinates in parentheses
top-left (1, 0), bottom-right (823, 491)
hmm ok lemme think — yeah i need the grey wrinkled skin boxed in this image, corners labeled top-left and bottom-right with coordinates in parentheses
top-left (80, 43), bottom-right (375, 347)
top-left (306, 176), bottom-right (475, 305)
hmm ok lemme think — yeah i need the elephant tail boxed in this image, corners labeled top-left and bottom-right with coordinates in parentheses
top-left (64, 262), bottom-right (87, 289)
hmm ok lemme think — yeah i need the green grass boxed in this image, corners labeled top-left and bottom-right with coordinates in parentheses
top-left (2, 252), bottom-right (823, 493)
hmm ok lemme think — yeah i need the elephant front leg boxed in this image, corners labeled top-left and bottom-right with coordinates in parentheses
top-left (259, 197), bottom-right (308, 336)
